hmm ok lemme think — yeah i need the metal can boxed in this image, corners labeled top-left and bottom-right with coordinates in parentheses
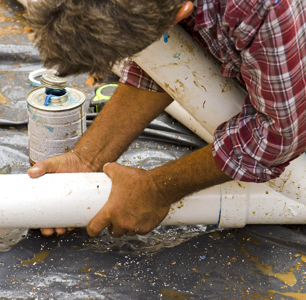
top-left (27, 74), bottom-right (86, 165)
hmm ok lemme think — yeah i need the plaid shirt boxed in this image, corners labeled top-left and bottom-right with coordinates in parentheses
top-left (120, 0), bottom-right (306, 183)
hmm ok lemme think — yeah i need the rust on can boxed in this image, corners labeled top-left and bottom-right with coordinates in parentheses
top-left (27, 74), bottom-right (86, 164)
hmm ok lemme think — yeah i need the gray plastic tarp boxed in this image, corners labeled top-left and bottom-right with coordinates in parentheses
top-left (1, 1), bottom-right (306, 299)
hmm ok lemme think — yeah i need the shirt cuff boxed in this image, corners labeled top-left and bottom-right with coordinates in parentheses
top-left (212, 113), bottom-right (290, 183)
top-left (120, 60), bottom-right (164, 93)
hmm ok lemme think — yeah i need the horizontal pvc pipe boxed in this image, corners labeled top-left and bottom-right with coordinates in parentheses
top-left (1, 154), bottom-right (306, 228)
top-left (0, 172), bottom-right (220, 228)
top-left (219, 153), bottom-right (306, 228)
top-left (0, 173), bottom-right (111, 229)
top-left (166, 153), bottom-right (306, 227)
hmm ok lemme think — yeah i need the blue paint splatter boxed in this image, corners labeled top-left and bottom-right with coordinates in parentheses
top-left (163, 32), bottom-right (168, 43)
top-left (32, 114), bottom-right (44, 122)
top-left (44, 125), bottom-right (54, 132)
top-left (173, 52), bottom-right (181, 59)
top-left (200, 256), bottom-right (206, 260)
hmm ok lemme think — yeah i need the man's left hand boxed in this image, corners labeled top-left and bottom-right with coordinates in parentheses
top-left (86, 162), bottom-right (171, 238)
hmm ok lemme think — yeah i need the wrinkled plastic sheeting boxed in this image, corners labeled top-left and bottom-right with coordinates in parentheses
top-left (2, 0), bottom-right (306, 299)
top-left (0, 228), bottom-right (28, 252)
top-left (1, 225), bottom-right (306, 299)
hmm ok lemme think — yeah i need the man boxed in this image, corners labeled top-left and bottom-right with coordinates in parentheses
top-left (26, 0), bottom-right (306, 238)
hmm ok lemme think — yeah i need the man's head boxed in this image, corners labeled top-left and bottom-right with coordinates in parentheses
top-left (27, 0), bottom-right (193, 77)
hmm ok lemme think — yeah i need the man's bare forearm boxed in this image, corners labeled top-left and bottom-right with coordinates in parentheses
top-left (73, 84), bottom-right (174, 171)
top-left (149, 144), bottom-right (232, 207)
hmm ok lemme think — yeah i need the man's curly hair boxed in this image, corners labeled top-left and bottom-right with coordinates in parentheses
top-left (27, 0), bottom-right (186, 77)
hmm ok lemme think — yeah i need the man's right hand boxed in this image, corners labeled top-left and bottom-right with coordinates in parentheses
top-left (27, 150), bottom-right (93, 178)
top-left (27, 151), bottom-right (94, 236)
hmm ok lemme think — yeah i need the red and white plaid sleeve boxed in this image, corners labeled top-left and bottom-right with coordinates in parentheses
top-left (196, 0), bottom-right (306, 182)
top-left (120, 60), bottom-right (164, 92)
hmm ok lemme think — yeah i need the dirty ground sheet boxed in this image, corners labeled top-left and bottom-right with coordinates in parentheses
top-left (1, 0), bottom-right (306, 299)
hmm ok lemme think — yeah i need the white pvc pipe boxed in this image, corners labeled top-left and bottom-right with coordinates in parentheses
top-left (0, 172), bottom-right (219, 228)
top-left (1, 153), bottom-right (306, 228)
top-left (164, 101), bottom-right (213, 143)
top-left (0, 173), bottom-right (111, 228)
top-left (220, 153), bottom-right (306, 227)
top-left (17, 0), bottom-right (27, 6)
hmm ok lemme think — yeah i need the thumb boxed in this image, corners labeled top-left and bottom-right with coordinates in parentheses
top-left (103, 162), bottom-right (120, 179)
top-left (27, 157), bottom-right (60, 178)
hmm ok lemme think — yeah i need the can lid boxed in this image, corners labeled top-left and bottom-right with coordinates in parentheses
top-left (27, 87), bottom-right (86, 111)
top-left (41, 74), bottom-right (67, 90)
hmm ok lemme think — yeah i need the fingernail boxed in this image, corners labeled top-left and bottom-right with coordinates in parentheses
top-left (30, 167), bottom-right (40, 177)
top-left (30, 167), bottom-right (40, 174)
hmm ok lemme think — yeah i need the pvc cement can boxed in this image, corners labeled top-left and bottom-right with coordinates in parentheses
top-left (27, 75), bottom-right (86, 164)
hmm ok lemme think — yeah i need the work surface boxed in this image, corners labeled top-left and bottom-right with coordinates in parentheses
top-left (1, 0), bottom-right (306, 299)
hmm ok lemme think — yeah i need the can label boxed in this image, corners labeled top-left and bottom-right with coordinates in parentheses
top-left (27, 86), bottom-right (86, 164)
